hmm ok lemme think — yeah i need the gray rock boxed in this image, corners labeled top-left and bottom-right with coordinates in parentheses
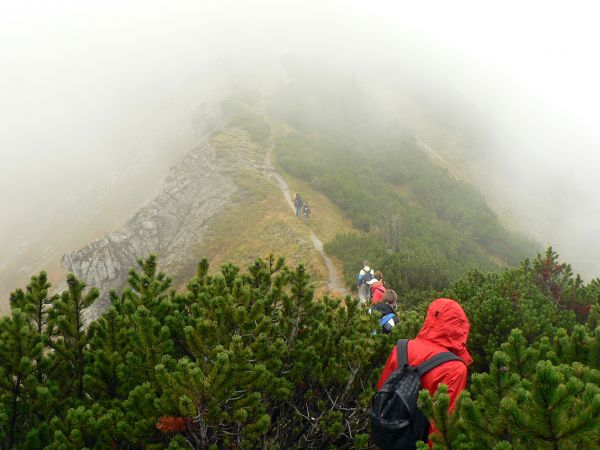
top-left (62, 130), bottom-right (259, 316)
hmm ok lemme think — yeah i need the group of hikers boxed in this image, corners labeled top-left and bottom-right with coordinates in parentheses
top-left (288, 192), bottom-right (468, 447)
top-left (357, 261), bottom-right (400, 333)
top-left (294, 193), bottom-right (311, 224)
top-left (357, 260), bottom-right (471, 449)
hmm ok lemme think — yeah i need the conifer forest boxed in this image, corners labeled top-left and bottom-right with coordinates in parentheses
top-left (1, 248), bottom-right (599, 449)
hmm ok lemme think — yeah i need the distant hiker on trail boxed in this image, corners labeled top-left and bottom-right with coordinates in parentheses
top-left (294, 193), bottom-right (303, 218)
top-left (370, 289), bottom-right (399, 334)
top-left (357, 261), bottom-right (375, 303)
top-left (371, 298), bottom-right (472, 449)
top-left (369, 271), bottom-right (386, 304)
top-left (302, 202), bottom-right (311, 224)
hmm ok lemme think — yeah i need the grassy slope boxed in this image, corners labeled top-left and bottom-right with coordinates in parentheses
top-left (278, 169), bottom-right (358, 295)
top-left (281, 171), bottom-right (356, 243)
top-left (179, 102), bottom-right (531, 299)
top-left (406, 111), bottom-right (540, 262)
top-left (386, 178), bottom-right (513, 270)
top-left (271, 117), bottom-right (542, 297)
top-left (407, 110), bottom-right (522, 232)
top-left (175, 126), bottom-right (359, 297)
top-left (184, 98), bottom-right (539, 299)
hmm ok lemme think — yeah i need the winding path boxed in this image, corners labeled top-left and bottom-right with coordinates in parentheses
top-left (262, 151), bottom-right (348, 296)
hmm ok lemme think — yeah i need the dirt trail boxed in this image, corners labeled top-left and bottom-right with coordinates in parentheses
top-left (262, 150), bottom-right (348, 296)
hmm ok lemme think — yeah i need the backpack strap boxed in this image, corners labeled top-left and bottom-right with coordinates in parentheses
top-left (415, 352), bottom-right (463, 376)
top-left (396, 339), bottom-right (409, 367)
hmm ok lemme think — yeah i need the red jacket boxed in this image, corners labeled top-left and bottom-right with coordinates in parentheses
top-left (377, 298), bottom-right (472, 438)
top-left (370, 281), bottom-right (386, 303)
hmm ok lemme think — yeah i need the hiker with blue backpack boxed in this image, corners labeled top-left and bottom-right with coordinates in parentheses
top-left (357, 261), bottom-right (375, 303)
top-left (370, 298), bottom-right (472, 449)
top-left (370, 289), bottom-right (399, 334)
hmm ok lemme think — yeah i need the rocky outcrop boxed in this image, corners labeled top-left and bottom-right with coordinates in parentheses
top-left (62, 129), bottom-right (262, 314)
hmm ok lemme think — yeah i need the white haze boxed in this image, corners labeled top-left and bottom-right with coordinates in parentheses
top-left (1, 0), bottom-right (600, 301)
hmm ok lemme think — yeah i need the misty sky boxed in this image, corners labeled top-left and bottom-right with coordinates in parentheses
top-left (1, 0), bottom-right (600, 276)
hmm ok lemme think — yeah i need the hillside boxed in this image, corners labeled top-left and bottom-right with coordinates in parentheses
top-left (58, 89), bottom-right (538, 319)
top-left (265, 77), bottom-right (539, 298)
top-left (2, 244), bottom-right (599, 449)
top-left (0, 102), bottom-right (221, 314)
top-left (4, 86), bottom-right (541, 317)
top-left (60, 104), bottom-right (356, 316)
top-left (5, 91), bottom-right (600, 450)
top-left (176, 125), bottom-right (355, 297)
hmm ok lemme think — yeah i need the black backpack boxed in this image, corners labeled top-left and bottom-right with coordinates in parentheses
top-left (370, 339), bottom-right (463, 450)
top-left (362, 269), bottom-right (374, 286)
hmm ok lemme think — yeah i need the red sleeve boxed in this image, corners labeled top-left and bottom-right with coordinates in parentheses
top-left (435, 362), bottom-right (467, 412)
top-left (426, 361), bottom-right (468, 438)
top-left (377, 345), bottom-right (398, 390)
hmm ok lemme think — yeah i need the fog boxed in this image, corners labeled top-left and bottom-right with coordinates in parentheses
top-left (1, 0), bottom-right (600, 305)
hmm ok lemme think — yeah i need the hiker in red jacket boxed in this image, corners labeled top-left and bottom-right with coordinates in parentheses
top-left (369, 271), bottom-right (386, 304)
top-left (377, 298), bottom-right (472, 439)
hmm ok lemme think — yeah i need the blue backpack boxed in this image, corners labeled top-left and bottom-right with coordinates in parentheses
top-left (379, 313), bottom-right (397, 333)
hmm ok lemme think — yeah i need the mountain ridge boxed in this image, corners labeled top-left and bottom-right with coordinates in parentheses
top-left (62, 116), bottom-right (355, 316)
top-left (1, 90), bottom-right (546, 314)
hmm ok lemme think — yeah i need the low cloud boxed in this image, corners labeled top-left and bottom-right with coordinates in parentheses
top-left (1, 0), bottom-right (599, 283)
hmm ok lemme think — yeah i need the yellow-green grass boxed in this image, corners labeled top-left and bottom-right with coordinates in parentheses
top-left (211, 127), bottom-right (266, 167)
top-left (276, 170), bottom-right (357, 243)
top-left (175, 167), bottom-right (327, 292)
top-left (174, 126), bottom-right (360, 297)
top-left (275, 166), bottom-right (360, 297)
top-left (172, 127), bottom-right (324, 291)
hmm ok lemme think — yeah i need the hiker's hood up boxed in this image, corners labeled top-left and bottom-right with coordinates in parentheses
top-left (416, 298), bottom-right (472, 366)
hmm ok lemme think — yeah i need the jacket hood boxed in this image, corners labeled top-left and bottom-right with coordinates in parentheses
top-left (416, 298), bottom-right (472, 366)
